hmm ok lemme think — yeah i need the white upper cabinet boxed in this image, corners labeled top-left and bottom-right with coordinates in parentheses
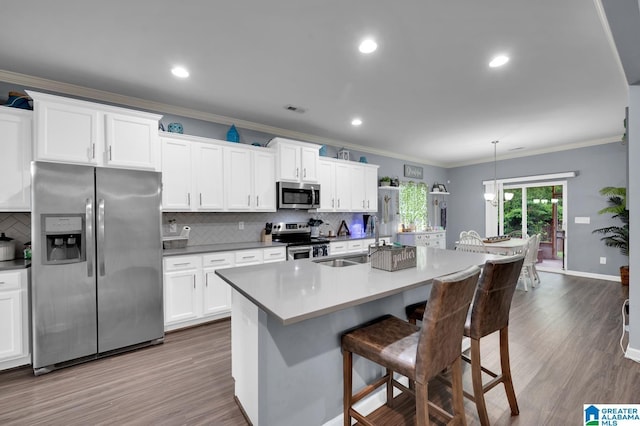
top-left (28, 91), bottom-right (161, 170)
top-left (193, 143), bottom-right (225, 210)
top-left (268, 137), bottom-right (319, 183)
top-left (225, 146), bottom-right (276, 211)
top-left (317, 158), bottom-right (378, 213)
top-left (161, 134), bottom-right (225, 212)
top-left (0, 107), bottom-right (32, 211)
top-left (104, 112), bottom-right (160, 170)
top-left (161, 137), bottom-right (193, 210)
top-left (317, 159), bottom-right (336, 211)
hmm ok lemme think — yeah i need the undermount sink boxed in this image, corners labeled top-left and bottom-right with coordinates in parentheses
top-left (315, 254), bottom-right (370, 267)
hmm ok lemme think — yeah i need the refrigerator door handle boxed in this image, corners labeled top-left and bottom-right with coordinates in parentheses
top-left (98, 198), bottom-right (106, 276)
top-left (86, 198), bottom-right (94, 277)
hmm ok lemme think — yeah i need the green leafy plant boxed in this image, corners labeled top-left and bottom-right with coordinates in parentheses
top-left (379, 176), bottom-right (391, 183)
top-left (592, 186), bottom-right (628, 256)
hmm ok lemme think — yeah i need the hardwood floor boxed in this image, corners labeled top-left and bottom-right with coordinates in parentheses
top-left (0, 272), bottom-right (637, 425)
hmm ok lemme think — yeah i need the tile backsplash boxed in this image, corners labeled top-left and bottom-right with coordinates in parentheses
top-left (162, 211), bottom-right (380, 246)
top-left (0, 212), bottom-right (31, 258)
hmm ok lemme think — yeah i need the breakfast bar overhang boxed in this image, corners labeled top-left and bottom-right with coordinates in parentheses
top-left (216, 247), bottom-right (500, 426)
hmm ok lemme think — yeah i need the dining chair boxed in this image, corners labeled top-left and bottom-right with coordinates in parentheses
top-left (456, 233), bottom-right (488, 253)
top-left (342, 266), bottom-right (481, 426)
top-left (467, 230), bottom-right (483, 240)
top-left (519, 234), bottom-right (541, 291)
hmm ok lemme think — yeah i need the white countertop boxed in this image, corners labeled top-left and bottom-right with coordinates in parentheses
top-left (216, 247), bottom-right (500, 325)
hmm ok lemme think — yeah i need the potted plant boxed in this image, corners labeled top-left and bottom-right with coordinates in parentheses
top-left (592, 186), bottom-right (629, 285)
top-left (379, 176), bottom-right (391, 187)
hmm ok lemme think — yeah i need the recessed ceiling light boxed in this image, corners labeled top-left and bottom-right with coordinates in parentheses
top-left (171, 66), bottom-right (190, 78)
top-left (351, 118), bottom-right (363, 126)
top-left (358, 39), bottom-right (377, 54)
top-left (489, 55), bottom-right (509, 68)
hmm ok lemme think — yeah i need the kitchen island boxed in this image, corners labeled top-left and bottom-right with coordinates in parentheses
top-left (216, 247), bottom-right (500, 426)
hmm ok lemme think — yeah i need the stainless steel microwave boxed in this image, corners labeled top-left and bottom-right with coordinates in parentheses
top-left (277, 182), bottom-right (320, 209)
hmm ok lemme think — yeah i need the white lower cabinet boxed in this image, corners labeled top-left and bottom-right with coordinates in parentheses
top-left (330, 238), bottom-right (391, 256)
top-left (163, 246), bottom-right (286, 331)
top-left (0, 269), bottom-right (30, 371)
top-left (397, 231), bottom-right (447, 249)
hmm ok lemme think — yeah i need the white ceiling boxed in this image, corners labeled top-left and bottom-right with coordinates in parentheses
top-left (0, 0), bottom-right (629, 167)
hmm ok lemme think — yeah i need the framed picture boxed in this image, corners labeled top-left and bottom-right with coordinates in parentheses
top-left (438, 184), bottom-right (447, 193)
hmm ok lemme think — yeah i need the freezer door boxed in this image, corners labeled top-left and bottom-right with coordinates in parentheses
top-left (31, 162), bottom-right (98, 369)
top-left (95, 168), bottom-right (163, 353)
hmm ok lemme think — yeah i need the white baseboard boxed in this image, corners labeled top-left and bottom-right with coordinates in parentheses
top-left (562, 269), bottom-right (619, 282)
top-left (625, 345), bottom-right (640, 362)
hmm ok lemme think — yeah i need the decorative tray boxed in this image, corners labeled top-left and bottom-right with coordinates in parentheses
top-left (483, 236), bottom-right (511, 243)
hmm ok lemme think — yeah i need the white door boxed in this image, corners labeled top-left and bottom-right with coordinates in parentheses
top-left (317, 160), bottom-right (336, 211)
top-left (364, 166), bottom-right (379, 212)
top-left (194, 143), bottom-right (225, 210)
top-left (34, 99), bottom-right (100, 165)
top-left (225, 147), bottom-right (252, 210)
top-left (161, 138), bottom-right (192, 210)
top-left (335, 163), bottom-right (352, 211)
top-left (104, 113), bottom-right (159, 170)
top-left (0, 109), bottom-right (31, 210)
top-left (350, 165), bottom-right (366, 211)
top-left (300, 146), bottom-right (319, 182)
top-left (253, 151), bottom-right (276, 211)
top-left (277, 143), bottom-right (301, 182)
top-left (164, 270), bottom-right (199, 324)
top-left (0, 290), bottom-right (22, 360)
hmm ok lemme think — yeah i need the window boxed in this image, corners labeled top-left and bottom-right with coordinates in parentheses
top-left (399, 181), bottom-right (428, 230)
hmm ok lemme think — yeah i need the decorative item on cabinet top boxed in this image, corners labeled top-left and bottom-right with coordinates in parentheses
top-left (167, 122), bottom-right (184, 134)
top-left (226, 124), bottom-right (240, 143)
top-left (337, 148), bottom-right (350, 161)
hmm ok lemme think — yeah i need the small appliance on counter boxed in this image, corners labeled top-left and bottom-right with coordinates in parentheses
top-left (162, 226), bottom-right (191, 249)
top-left (0, 233), bottom-right (16, 261)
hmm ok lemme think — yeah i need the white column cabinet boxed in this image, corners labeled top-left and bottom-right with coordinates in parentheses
top-left (28, 91), bottom-right (161, 170)
top-left (335, 162), bottom-right (352, 211)
top-left (364, 165), bottom-right (379, 212)
top-left (0, 107), bottom-right (32, 211)
top-left (0, 269), bottom-right (30, 371)
top-left (252, 150), bottom-right (276, 211)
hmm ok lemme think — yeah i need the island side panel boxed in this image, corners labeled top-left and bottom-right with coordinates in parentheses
top-left (256, 286), bottom-right (430, 426)
top-left (231, 290), bottom-right (261, 423)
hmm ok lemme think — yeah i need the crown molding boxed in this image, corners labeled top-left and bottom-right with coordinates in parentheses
top-left (0, 69), bottom-right (619, 169)
top-left (0, 69), bottom-right (439, 166)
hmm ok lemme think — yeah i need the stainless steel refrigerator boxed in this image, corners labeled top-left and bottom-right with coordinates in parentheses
top-left (31, 161), bottom-right (164, 375)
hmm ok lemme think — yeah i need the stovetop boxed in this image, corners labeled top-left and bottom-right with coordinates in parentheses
top-left (271, 222), bottom-right (329, 245)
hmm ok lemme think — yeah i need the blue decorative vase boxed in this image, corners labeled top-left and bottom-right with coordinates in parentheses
top-left (227, 124), bottom-right (240, 143)
top-left (167, 122), bottom-right (183, 134)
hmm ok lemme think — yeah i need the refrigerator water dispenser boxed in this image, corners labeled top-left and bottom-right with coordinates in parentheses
top-left (41, 214), bottom-right (85, 264)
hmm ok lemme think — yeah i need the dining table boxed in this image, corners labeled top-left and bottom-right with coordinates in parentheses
top-left (456, 237), bottom-right (528, 256)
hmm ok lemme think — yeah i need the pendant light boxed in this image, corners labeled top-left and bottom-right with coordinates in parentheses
top-left (484, 141), bottom-right (499, 206)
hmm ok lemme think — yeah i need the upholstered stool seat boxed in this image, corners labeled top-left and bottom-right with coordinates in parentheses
top-left (342, 266), bottom-right (481, 426)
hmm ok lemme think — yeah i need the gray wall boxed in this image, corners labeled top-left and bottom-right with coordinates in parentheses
top-left (446, 142), bottom-right (628, 276)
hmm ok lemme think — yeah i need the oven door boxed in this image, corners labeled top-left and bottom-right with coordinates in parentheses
top-left (287, 245), bottom-right (312, 260)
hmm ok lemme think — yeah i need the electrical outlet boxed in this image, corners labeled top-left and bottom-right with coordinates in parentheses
top-left (600, 257), bottom-right (606, 265)
top-left (239, 221), bottom-right (244, 230)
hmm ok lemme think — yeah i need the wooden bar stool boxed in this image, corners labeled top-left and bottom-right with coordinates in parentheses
top-left (341, 265), bottom-right (480, 426)
top-left (463, 255), bottom-right (524, 426)
top-left (404, 255), bottom-right (525, 426)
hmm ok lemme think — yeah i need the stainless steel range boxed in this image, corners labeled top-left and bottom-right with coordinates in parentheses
top-left (271, 222), bottom-right (330, 260)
